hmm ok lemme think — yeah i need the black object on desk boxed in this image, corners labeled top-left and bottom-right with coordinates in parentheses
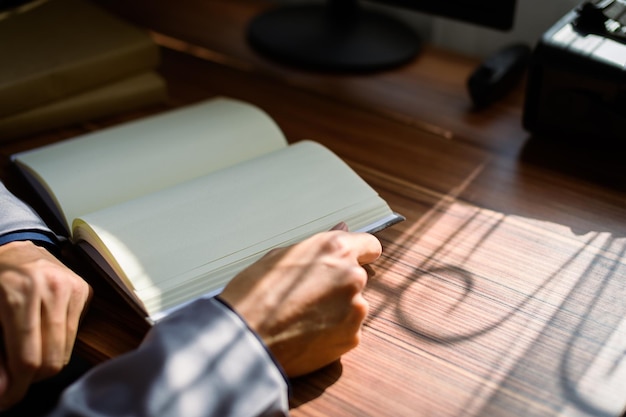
top-left (467, 43), bottom-right (531, 108)
top-left (523, 0), bottom-right (626, 143)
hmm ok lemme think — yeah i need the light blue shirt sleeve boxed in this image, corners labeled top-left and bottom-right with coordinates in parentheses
top-left (0, 181), bottom-right (51, 234)
top-left (0, 181), bottom-right (59, 250)
top-left (47, 297), bottom-right (290, 417)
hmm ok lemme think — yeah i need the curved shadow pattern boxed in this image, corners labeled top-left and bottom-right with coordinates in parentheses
top-left (360, 154), bottom-right (626, 415)
top-left (557, 237), bottom-right (626, 417)
top-left (368, 226), bottom-right (603, 345)
top-left (289, 360), bottom-right (343, 409)
top-left (395, 265), bottom-right (480, 344)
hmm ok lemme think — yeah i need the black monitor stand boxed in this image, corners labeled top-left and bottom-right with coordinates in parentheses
top-left (247, 0), bottom-right (421, 72)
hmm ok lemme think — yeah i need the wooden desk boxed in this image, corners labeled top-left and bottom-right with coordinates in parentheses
top-left (2, 1), bottom-right (626, 415)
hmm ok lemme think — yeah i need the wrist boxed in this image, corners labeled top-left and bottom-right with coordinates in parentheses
top-left (215, 296), bottom-right (290, 384)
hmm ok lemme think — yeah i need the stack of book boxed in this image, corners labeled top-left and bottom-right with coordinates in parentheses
top-left (0, 0), bottom-right (168, 141)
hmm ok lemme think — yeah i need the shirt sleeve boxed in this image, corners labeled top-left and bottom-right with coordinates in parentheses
top-left (47, 297), bottom-right (290, 417)
top-left (0, 181), bottom-right (59, 251)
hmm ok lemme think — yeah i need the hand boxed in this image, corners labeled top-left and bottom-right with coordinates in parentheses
top-left (219, 223), bottom-right (382, 377)
top-left (0, 240), bottom-right (92, 409)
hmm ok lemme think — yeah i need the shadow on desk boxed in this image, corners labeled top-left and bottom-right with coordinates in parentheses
top-left (290, 361), bottom-right (343, 409)
top-left (347, 143), bottom-right (626, 416)
top-left (521, 135), bottom-right (626, 196)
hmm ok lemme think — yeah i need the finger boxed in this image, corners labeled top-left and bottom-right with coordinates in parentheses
top-left (346, 232), bottom-right (382, 265)
top-left (346, 284), bottom-right (369, 313)
top-left (36, 286), bottom-right (69, 381)
top-left (0, 302), bottom-right (41, 409)
top-left (351, 292), bottom-right (370, 334)
top-left (63, 282), bottom-right (92, 364)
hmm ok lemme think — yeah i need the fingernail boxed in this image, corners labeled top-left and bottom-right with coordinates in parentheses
top-left (331, 222), bottom-right (348, 231)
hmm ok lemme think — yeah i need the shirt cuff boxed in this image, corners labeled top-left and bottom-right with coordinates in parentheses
top-left (215, 296), bottom-right (292, 394)
top-left (0, 230), bottom-right (60, 254)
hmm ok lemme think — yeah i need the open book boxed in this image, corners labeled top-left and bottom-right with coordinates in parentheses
top-left (12, 98), bottom-right (403, 322)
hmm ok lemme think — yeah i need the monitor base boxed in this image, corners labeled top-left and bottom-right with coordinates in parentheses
top-left (247, 4), bottom-right (421, 72)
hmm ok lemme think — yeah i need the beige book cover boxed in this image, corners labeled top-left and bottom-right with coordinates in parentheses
top-left (0, 71), bottom-right (168, 141)
top-left (0, 0), bottom-right (160, 117)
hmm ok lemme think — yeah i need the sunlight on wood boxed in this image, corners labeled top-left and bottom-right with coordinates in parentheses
top-left (360, 188), bottom-right (626, 416)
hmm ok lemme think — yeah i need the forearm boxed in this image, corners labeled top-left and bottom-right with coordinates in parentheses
top-left (48, 297), bottom-right (290, 417)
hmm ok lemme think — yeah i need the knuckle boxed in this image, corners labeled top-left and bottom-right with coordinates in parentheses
top-left (345, 265), bottom-right (368, 289)
top-left (347, 328), bottom-right (363, 350)
top-left (321, 233), bottom-right (352, 256)
top-left (65, 321), bottom-right (80, 341)
top-left (76, 280), bottom-right (92, 304)
top-left (352, 296), bottom-right (369, 323)
top-left (38, 359), bottom-right (64, 378)
top-left (43, 273), bottom-right (64, 295)
top-left (69, 274), bottom-right (88, 294)
top-left (343, 299), bottom-right (368, 350)
top-left (0, 277), bottom-right (35, 311)
top-left (16, 354), bottom-right (41, 375)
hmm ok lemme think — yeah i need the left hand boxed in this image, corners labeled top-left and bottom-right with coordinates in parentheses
top-left (0, 240), bottom-right (92, 409)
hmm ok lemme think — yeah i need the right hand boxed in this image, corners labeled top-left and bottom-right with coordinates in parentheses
top-left (219, 223), bottom-right (382, 377)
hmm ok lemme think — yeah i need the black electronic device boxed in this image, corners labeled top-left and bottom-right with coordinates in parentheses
top-left (523, 0), bottom-right (626, 143)
top-left (247, 0), bottom-right (518, 72)
top-left (467, 43), bottom-right (531, 108)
